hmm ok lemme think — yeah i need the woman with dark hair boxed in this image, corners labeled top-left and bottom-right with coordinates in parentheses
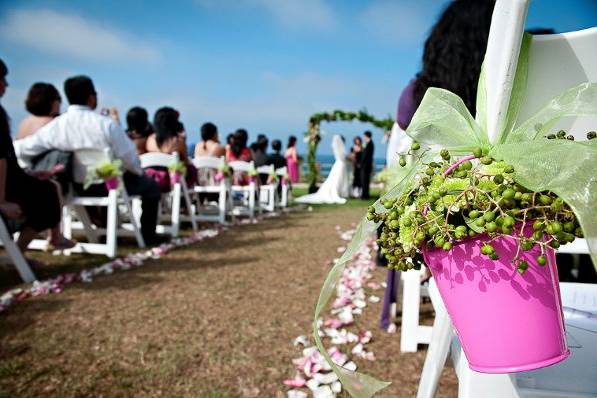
top-left (145, 107), bottom-right (197, 190)
top-left (284, 135), bottom-right (299, 183)
top-left (0, 59), bottom-right (75, 262)
top-left (126, 106), bottom-right (153, 155)
top-left (380, 0), bottom-right (496, 331)
top-left (16, 82), bottom-right (61, 140)
top-left (227, 129), bottom-right (252, 162)
top-left (194, 122), bottom-right (225, 158)
top-left (251, 134), bottom-right (269, 167)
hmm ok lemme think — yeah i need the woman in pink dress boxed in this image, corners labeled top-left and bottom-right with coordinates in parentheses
top-left (284, 135), bottom-right (299, 183)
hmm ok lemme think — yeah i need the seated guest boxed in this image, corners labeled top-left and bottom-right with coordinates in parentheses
top-left (266, 139), bottom-right (287, 169)
top-left (227, 129), bottom-right (253, 185)
top-left (0, 59), bottom-right (74, 261)
top-left (252, 134), bottom-right (269, 167)
top-left (226, 129), bottom-right (252, 162)
top-left (146, 107), bottom-right (197, 188)
top-left (16, 82), bottom-right (61, 140)
top-left (126, 106), bottom-right (153, 155)
top-left (224, 133), bottom-right (234, 159)
top-left (194, 122), bottom-right (225, 158)
top-left (14, 75), bottom-right (160, 244)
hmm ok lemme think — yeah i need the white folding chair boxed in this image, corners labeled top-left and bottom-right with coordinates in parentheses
top-left (138, 152), bottom-right (197, 237)
top-left (0, 216), bottom-right (36, 283)
top-left (229, 160), bottom-right (256, 222)
top-left (400, 269), bottom-right (432, 352)
top-left (60, 149), bottom-right (145, 258)
top-left (275, 166), bottom-right (289, 208)
top-left (417, 1), bottom-right (597, 396)
top-left (192, 156), bottom-right (232, 224)
top-left (257, 164), bottom-right (277, 212)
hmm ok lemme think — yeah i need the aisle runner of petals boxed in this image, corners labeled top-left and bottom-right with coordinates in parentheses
top-left (284, 226), bottom-right (383, 398)
top-left (0, 213), bottom-right (282, 314)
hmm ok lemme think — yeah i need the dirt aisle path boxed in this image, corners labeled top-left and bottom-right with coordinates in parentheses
top-left (0, 207), bottom-right (456, 397)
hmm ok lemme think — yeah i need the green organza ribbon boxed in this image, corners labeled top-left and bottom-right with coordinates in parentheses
top-left (313, 33), bottom-right (597, 397)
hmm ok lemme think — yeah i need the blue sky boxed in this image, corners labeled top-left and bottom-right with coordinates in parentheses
top-left (1, 0), bottom-right (596, 156)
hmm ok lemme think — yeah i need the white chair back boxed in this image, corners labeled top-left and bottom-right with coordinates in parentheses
top-left (229, 160), bottom-right (254, 173)
top-left (275, 166), bottom-right (287, 177)
top-left (139, 152), bottom-right (178, 168)
top-left (73, 148), bottom-right (112, 183)
top-left (193, 156), bottom-right (223, 170)
top-left (256, 164), bottom-right (274, 175)
top-left (518, 27), bottom-right (597, 140)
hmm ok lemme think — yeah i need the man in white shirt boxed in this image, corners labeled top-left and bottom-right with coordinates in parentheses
top-left (15, 75), bottom-right (160, 243)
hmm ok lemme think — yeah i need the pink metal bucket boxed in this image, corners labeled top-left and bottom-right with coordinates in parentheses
top-left (170, 172), bottom-right (182, 184)
top-left (422, 225), bottom-right (569, 373)
top-left (104, 177), bottom-right (119, 191)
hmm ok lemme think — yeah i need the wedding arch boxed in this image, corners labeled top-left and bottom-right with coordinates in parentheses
top-left (304, 109), bottom-right (394, 192)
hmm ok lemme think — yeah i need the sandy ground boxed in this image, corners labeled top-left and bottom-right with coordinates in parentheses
top-left (0, 206), bottom-right (456, 397)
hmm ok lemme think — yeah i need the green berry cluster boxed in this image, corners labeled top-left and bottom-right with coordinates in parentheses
top-left (368, 143), bottom-right (582, 273)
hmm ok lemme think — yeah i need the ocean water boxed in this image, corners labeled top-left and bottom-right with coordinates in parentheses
top-left (306, 154), bottom-right (385, 177)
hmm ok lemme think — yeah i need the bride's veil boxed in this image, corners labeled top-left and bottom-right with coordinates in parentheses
top-left (331, 135), bottom-right (346, 161)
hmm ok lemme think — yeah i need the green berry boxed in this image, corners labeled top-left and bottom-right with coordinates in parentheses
top-left (472, 147), bottom-right (483, 158)
top-left (522, 240), bottom-right (534, 251)
top-left (483, 211), bottom-right (496, 222)
top-left (411, 142), bottom-right (421, 151)
top-left (537, 255), bottom-right (547, 266)
top-left (532, 220), bottom-right (544, 231)
top-left (503, 189), bottom-right (516, 199)
top-left (399, 157), bottom-right (407, 167)
top-left (517, 260), bottom-right (529, 274)
top-left (475, 217), bottom-right (486, 227)
top-left (493, 174), bottom-right (504, 184)
top-left (563, 221), bottom-right (575, 233)
top-left (468, 210), bottom-right (480, 219)
top-left (440, 149), bottom-right (450, 160)
top-left (550, 221), bottom-right (562, 234)
top-left (588, 131), bottom-right (597, 140)
top-left (504, 165), bottom-right (515, 173)
top-left (480, 156), bottom-right (493, 165)
top-left (485, 222), bottom-right (497, 233)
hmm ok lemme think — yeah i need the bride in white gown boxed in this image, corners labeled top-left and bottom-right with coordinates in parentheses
top-left (296, 134), bottom-right (350, 204)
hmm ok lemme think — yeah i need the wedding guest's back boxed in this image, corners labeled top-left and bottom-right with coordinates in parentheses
top-left (16, 82), bottom-right (61, 140)
top-left (227, 129), bottom-right (252, 162)
top-left (126, 106), bottom-right (153, 155)
top-left (15, 75), bottom-right (142, 182)
top-left (252, 134), bottom-right (269, 167)
top-left (195, 122), bottom-right (225, 158)
top-left (14, 75), bottom-right (161, 244)
top-left (266, 139), bottom-right (286, 169)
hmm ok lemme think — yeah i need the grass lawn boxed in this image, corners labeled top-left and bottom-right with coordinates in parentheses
top-left (0, 206), bottom-right (456, 397)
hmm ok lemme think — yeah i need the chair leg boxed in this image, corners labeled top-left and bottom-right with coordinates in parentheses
top-left (218, 188), bottom-right (226, 224)
top-left (125, 198), bottom-right (145, 249)
top-left (73, 205), bottom-right (99, 243)
top-left (249, 187), bottom-right (255, 222)
top-left (181, 181), bottom-right (197, 232)
top-left (106, 190), bottom-right (118, 258)
top-left (401, 268), bottom-right (424, 352)
top-left (417, 278), bottom-right (452, 398)
top-left (171, 183), bottom-right (181, 237)
top-left (0, 219), bottom-right (36, 283)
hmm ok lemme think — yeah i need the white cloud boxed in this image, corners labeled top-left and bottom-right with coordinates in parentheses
top-left (0, 9), bottom-right (160, 63)
top-left (195, 0), bottom-right (336, 31)
top-left (362, 0), bottom-right (437, 44)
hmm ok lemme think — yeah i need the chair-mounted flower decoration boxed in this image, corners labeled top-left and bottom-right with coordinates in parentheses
top-left (84, 159), bottom-right (123, 191)
top-left (313, 34), bottom-right (597, 398)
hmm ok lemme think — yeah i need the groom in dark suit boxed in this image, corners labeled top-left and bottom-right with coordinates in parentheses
top-left (360, 131), bottom-right (374, 199)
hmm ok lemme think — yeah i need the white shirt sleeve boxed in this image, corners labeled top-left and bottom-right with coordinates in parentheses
top-left (107, 121), bottom-right (142, 175)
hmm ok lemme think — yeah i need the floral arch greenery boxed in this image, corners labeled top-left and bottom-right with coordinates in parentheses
top-left (304, 109), bottom-right (394, 192)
